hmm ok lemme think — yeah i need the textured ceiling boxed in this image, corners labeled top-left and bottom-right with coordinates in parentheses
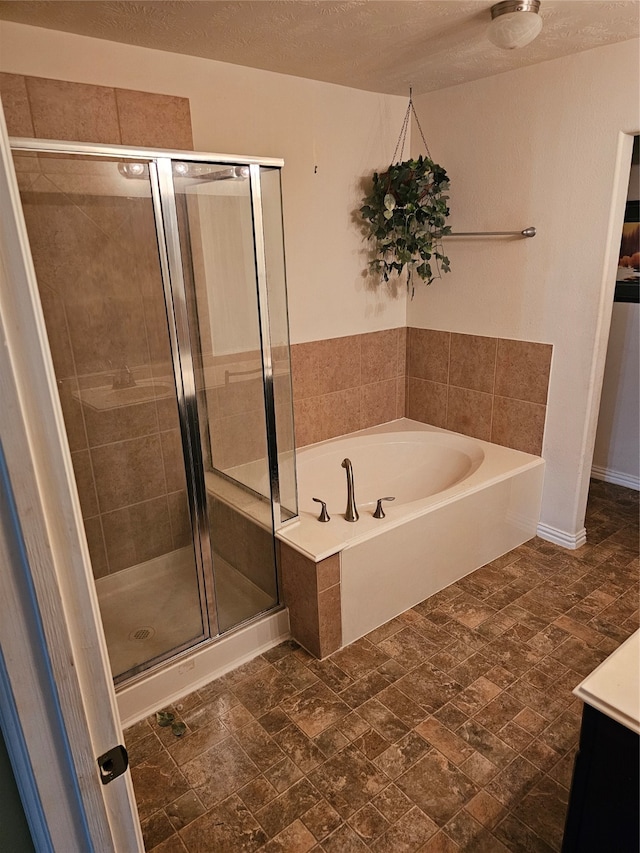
top-left (0, 1), bottom-right (638, 95)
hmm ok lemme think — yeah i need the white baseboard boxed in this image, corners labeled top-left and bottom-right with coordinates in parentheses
top-left (591, 465), bottom-right (640, 491)
top-left (537, 522), bottom-right (587, 550)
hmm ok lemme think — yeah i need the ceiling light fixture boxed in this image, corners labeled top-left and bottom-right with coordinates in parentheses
top-left (488, 0), bottom-right (543, 50)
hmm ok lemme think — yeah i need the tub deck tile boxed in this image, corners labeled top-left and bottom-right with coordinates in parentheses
top-left (128, 479), bottom-right (639, 852)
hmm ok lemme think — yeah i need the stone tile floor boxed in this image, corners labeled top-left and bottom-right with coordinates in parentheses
top-left (127, 479), bottom-right (639, 852)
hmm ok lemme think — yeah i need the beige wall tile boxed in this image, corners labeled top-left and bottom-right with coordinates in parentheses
top-left (210, 497), bottom-right (277, 597)
top-left (317, 555), bottom-right (341, 592)
top-left (64, 266), bottom-right (151, 379)
top-left (116, 89), bottom-right (194, 150)
top-left (0, 72), bottom-right (34, 138)
top-left (274, 373), bottom-right (295, 456)
top-left (156, 395), bottom-right (181, 432)
top-left (57, 379), bottom-right (88, 453)
top-left (213, 410), bottom-right (268, 469)
top-left (407, 378), bottom-right (448, 428)
top-left (281, 546), bottom-right (343, 656)
top-left (90, 434), bottom-right (165, 513)
top-left (407, 328), bottom-right (450, 383)
top-left (407, 327), bottom-right (550, 455)
top-left (101, 507), bottom-right (137, 572)
top-left (290, 342), bottom-right (319, 401)
top-left (495, 339), bottom-right (552, 405)
top-left (446, 386), bottom-right (493, 441)
top-left (213, 376), bottom-right (264, 420)
top-left (22, 189), bottom-right (105, 300)
top-left (396, 376), bottom-right (407, 419)
top-left (491, 397), bottom-right (546, 455)
top-left (83, 400), bottom-right (159, 448)
top-left (397, 326), bottom-right (408, 377)
top-left (71, 449), bottom-right (99, 519)
top-left (129, 497), bottom-right (173, 567)
top-left (449, 333), bottom-right (497, 394)
top-left (11, 152), bottom-right (41, 193)
top-left (25, 76), bottom-right (121, 143)
top-left (75, 191), bottom-right (136, 238)
top-left (208, 498), bottom-right (239, 567)
top-left (361, 329), bottom-right (399, 384)
top-left (142, 287), bottom-right (174, 367)
top-left (280, 545), bottom-right (321, 658)
top-left (294, 397), bottom-right (325, 448)
top-left (360, 379), bottom-right (397, 430)
top-left (168, 490), bottom-right (192, 550)
top-left (318, 584), bottom-right (342, 658)
top-left (293, 331), bottom-right (404, 442)
top-left (321, 388), bottom-right (361, 440)
top-left (161, 429), bottom-right (187, 493)
top-left (317, 335), bottom-right (362, 395)
top-left (102, 497), bottom-right (173, 572)
top-left (38, 283), bottom-right (75, 379)
top-left (83, 516), bottom-right (108, 579)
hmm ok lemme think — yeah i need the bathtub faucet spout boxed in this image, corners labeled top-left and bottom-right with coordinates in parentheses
top-left (341, 458), bottom-right (359, 522)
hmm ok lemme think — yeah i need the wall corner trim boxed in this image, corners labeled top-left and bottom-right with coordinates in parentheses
top-left (537, 522), bottom-right (587, 550)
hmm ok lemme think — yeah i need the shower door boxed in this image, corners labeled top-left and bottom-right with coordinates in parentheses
top-left (10, 141), bottom-right (296, 683)
top-left (171, 161), bottom-right (297, 632)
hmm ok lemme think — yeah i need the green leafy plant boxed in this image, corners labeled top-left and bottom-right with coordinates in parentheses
top-left (360, 155), bottom-right (451, 293)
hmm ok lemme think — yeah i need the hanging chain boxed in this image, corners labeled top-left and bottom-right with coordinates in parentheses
top-left (390, 87), bottom-right (432, 165)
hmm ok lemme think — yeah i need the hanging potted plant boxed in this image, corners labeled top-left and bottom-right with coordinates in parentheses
top-left (360, 95), bottom-right (451, 294)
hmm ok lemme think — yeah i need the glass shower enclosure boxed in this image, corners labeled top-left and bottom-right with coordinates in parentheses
top-left (10, 139), bottom-right (297, 684)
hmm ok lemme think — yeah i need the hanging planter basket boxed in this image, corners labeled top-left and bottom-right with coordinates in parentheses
top-left (360, 94), bottom-right (451, 293)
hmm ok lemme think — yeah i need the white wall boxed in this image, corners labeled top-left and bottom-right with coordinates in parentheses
top-left (0, 21), bottom-right (407, 344)
top-left (411, 39), bottom-right (640, 544)
top-left (593, 302), bottom-right (640, 489)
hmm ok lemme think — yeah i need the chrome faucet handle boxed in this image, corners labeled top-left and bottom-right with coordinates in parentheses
top-left (312, 497), bottom-right (331, 522)
top-left (373, 496), bottom-right (395, 519)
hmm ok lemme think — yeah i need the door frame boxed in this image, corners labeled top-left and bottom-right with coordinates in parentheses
top-left (0, 104), bottom-right (143, 850)
top-left (578, 130), bottom-right (638, 535)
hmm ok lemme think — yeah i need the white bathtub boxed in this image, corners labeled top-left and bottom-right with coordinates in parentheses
top-left (277, 418), bottom-right (545, 646)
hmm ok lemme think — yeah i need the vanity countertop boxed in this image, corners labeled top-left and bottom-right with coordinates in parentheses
top-left (574, 629), bottom-right (639, 734)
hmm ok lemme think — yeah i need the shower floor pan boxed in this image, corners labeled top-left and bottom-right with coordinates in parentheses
top-left (96, 546), bottom-right (274, 680)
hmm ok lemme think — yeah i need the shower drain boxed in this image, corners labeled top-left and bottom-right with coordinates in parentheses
top-left (129, 626), bottom-right (156, 641)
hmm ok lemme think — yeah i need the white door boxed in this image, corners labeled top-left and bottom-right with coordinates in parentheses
top-left (0, 103), bottom-right (143, 851)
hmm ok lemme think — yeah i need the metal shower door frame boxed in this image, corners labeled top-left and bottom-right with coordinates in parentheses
top-left (9, 137), bottom-right (287, 669)
top-left (148, 157), bottom-right (218, 641)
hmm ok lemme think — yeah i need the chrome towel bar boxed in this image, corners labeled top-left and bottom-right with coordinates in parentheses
top-left (445, 227), bottom-right (536, 238)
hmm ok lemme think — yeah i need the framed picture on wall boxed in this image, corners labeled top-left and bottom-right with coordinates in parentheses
top-left (615, 199), bottom-right (639, 303)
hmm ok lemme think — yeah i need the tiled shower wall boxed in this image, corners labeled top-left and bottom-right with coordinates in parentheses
top-left (292, 328), bottom-right (552, 457)
top-left (1, 72), bottom-right (195, 578)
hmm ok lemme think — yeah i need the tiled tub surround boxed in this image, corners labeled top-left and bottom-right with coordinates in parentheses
top-left (278, 421), bottom-right (544, 657)
top-left (279, 547), bottom-right (342, 660)
top-left (125, 480), bottom-right (639, 853)
top-left (406, 329), bottom-right (552, 457)
top-left (291, 328), bottom-right (552, 457)
top-left (291, 328), bottom-right (407, 448)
